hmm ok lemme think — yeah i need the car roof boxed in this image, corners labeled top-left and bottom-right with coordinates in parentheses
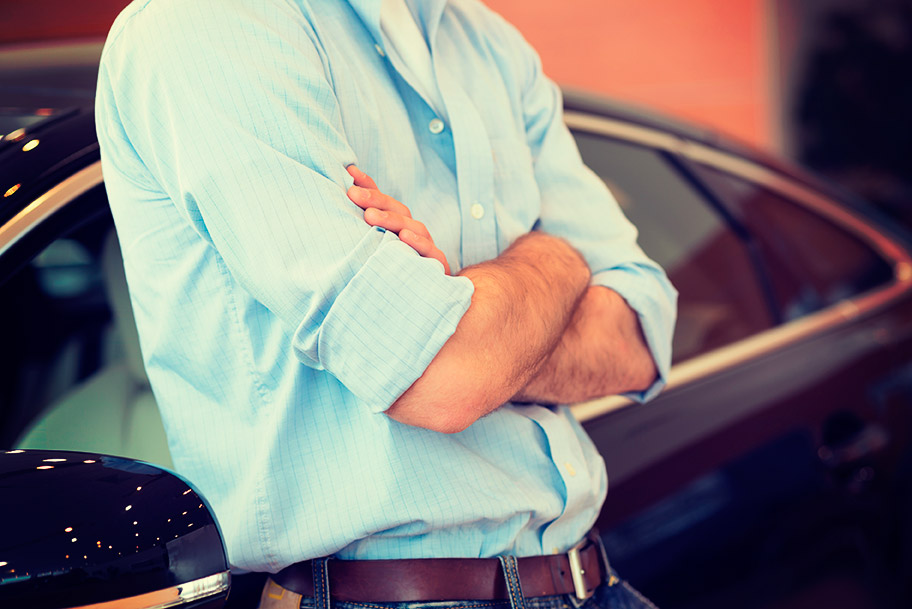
top-left (562, 87), bottom-right (902, 235)
top-left (0, 40), bottom-right (100, 110)
top-left (563, 88), bottom-right (822, 193)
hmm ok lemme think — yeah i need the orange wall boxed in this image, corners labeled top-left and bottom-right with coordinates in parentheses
top-left (485, 0), bottom-right (774, 150)
top-left (0, 1), bottom-right (127, 43)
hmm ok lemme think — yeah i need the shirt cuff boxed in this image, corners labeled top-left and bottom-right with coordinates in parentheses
top-left (310, 229), bottom-right (475, 413)
top-left (592, 266), bottom-right (677, 403)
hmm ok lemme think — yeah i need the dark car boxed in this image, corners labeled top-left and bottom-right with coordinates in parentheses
top-left (2, 40), bottom-right (912, 609)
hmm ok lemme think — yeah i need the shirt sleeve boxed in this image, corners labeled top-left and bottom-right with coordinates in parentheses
top-left (95, 1), bottom-right (474, 413)
top-left (505, 21), bottom-right (678, 402)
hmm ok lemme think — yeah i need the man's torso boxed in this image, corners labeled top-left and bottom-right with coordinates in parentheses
top-left (96, 0), bottom-right (609, 572)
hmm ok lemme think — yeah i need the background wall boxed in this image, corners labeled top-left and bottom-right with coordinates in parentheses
top-left (485, 0), bottom-right (778, 151)
top-left (0, 1), bottom-right (127, 44)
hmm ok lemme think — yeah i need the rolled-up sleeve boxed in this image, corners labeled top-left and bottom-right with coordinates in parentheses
top-left (97, 2), bottom-right (474, 412)
top-left (508, 25), bottom-right (678, 401)
top-left (314, 233), bottom-right (473, 412)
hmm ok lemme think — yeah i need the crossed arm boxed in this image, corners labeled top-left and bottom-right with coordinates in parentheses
top-left (346, 166), bottom-right (658, 433)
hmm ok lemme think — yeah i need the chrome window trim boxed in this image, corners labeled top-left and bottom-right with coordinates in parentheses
top-left (0, 161), bottom-right (103, 257)
top-left (70, 571), bottom-right (229, 609)
top-left (564, 111), bottom-right (912, 422)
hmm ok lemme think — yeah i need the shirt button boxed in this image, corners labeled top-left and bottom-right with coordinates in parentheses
top-left (470, 203), bottom-right (485, 219)
top-left (564, 461), bottom-right (577, 477)
top-left (374, 43), bottom-right (386, 57)
top-left (428, 118), bottom-right (445, 134)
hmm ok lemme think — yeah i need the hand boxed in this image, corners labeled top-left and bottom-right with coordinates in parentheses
top-left (346, 165), bottom-right (450, 275)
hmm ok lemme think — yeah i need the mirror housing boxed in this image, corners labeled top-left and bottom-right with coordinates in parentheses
top-left (0, 450), bottom-right (230, 609)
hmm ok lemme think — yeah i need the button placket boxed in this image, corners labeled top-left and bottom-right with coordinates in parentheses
top-left (538, 412), bottom-right (597, 555)
top-left (435, 76), bottom-right (497, 264)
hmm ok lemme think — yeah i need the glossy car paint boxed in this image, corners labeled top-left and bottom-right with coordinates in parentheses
top-left (0, 110), bottom-right (97, 226)
top-left (0, 450), bottom-right (229, 609)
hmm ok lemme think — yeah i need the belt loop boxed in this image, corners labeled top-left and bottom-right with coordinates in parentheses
top-left (497, 555), bottom-right (527, 609)
top-left (312, 558), bottom-right (332, 609)
top-left (589, 530), bottom-right (620, 587)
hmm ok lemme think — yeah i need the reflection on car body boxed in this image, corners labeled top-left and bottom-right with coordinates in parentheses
top-left (2, 41), bottom-right (912, 609)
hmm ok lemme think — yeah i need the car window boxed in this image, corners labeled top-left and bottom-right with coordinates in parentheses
top-left (572, 130), bottom-right (775, 362)
top-left (0, 198), bottom-right (171, 467)
top-left (691, 165), bottom-right (895, 320)
top-left (1, 215), bottom-right (106, 443)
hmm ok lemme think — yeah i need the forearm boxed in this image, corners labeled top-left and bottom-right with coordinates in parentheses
top-left (385, 232), bottom-right (590, 432)
top-left (513, 285), bottom-right (658, 404)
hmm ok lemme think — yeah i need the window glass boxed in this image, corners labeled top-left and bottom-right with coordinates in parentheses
top-left (692, 165), bottom-right (895, 320)
top-left (572, 131), bottom-right (774, 362)
top-left (0, 216), bottom-right (110, 445)
top-left (0, 202), bottom-right (171, 467)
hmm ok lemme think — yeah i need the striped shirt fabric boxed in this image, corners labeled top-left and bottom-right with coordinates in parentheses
top-left (95, 0), bottom-right (677, 572)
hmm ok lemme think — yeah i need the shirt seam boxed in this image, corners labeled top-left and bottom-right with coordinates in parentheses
top-left (296, 2), bottom-right (341, 95)
top-left (213, 251), bottom-right (279, 568)
top-left (99, 0), bottom-right (155, 60)
top-left (213, 251), bottom-right (273, 406)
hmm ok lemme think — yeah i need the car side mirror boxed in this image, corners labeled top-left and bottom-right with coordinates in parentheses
top-left (0, 450), bottom-right (230, 609)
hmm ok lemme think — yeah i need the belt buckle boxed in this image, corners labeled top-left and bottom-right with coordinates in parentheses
top-left (566, 541), bottom-right (593, 601)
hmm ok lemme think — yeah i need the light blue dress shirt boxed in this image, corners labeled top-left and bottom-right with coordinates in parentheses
top-left (95, 0), bottom-right (677, 572)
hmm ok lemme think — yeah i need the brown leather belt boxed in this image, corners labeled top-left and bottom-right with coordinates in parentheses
top-left (273, 538), bottom-right (605, 602)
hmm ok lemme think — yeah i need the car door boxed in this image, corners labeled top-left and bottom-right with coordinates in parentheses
top-left (568, 112), bottom-right (912, 608)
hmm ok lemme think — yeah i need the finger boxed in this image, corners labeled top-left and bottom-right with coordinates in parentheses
top-left (400, 229), bottom-right (450, 275)
top-left (363, 208), bottom-right (431, 238)
top-left (348, 185), bottom-right (412, 218)
top-left (346, 165), bottom-right (378, 190)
